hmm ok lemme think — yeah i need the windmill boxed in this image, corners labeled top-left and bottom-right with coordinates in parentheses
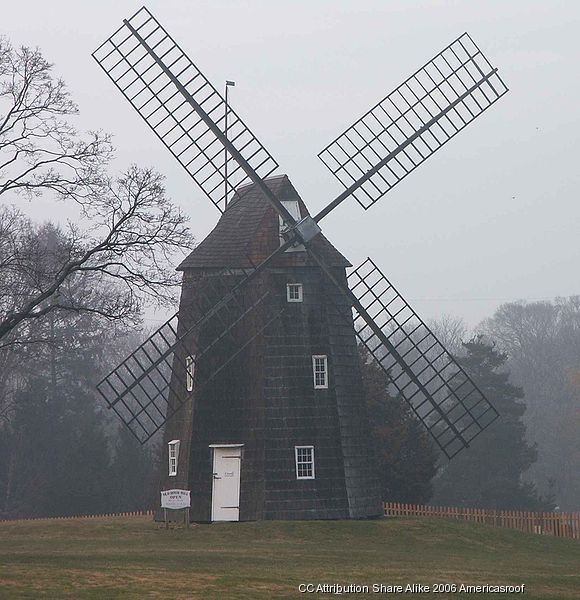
top-left (93, 7), bottom-right (508, 522)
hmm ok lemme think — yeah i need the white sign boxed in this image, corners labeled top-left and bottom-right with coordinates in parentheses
top-left (161, 489), bottom-right (191, 510)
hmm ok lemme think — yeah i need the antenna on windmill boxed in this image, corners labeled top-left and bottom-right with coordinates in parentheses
top-left (224, 80), bottom-right (235, 207)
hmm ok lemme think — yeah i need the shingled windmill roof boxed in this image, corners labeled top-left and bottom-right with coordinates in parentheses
top-left (178, 175), bottom-right (350, 270)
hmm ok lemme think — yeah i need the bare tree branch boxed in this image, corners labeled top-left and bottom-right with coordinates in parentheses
top-left (0, 40), bottom-right (194, 345)
top-left (0, 166), bottom-right (193, 342)
top-left (0, 38), bottom-right (113, 202)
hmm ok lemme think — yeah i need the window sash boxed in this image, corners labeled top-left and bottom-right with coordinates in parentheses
top-left (186, 355), bottom-right (195, 391)
top-left (279, 200), bottom-right (301, 235)
top-left (312, 355), bottom-right (328, 389)
top-left (287, 283), bottom-right (303, 302)
top-left (168, 440), bottom-right (180, 476)
top-left (279, 200), bottom-right (304, 252)
top-left (295, 445), bottom-right (315, 479)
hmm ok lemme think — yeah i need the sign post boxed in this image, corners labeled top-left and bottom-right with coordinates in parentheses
top-left (161, 489), bottom-right (191, 529)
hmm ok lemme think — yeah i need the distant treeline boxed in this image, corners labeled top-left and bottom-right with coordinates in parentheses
top-left (479, 298), bottom-right (580, 511)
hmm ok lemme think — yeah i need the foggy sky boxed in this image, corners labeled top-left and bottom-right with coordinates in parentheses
top-left (3, 0), bottom-right (580, 328)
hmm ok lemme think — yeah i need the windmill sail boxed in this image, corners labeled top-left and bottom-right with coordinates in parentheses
top-left (316, 33), bottom-right (508, 217)
top-left (92, 6), bottom-right (278, 212)
top-left (348, 257), bottom-right (499, 458)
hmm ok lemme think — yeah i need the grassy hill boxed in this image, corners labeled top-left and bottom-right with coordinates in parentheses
top-left (0, 515), bottom-right (578, 599)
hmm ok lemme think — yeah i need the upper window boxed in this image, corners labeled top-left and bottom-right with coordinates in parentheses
top-left (279, 200), bottom-right (304, 252)
top-left (186, 355), bottom-right (196, 392)
top-left (168, 439), bottom-right (180, 476)
top-left (295, 446), bottom-right (315, 479)
top-left (287, 283), bottom-right (303, 303)
top-left (312, 355), bottom-right (328, 389)
top-left (278, 200), bottom-right (301, 236)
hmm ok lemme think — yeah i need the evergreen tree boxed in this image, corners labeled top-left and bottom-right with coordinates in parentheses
top-left (432, 336), bottom-right (553, 510)
top-left (3, 368), bottom-right (112, 518)
top-left (360, 346), bottom-right (438, 503)
top-left (109, 427), bottom-right (157, 513)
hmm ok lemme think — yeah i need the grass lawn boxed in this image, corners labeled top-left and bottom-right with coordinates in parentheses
top-left (0, 515), bottom-right (578, 599)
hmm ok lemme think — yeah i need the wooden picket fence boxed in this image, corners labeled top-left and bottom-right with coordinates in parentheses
top-left (384, 502), bottom-right (580, 539)
top-left (2, 505), bottom-right (579, 539)
top-left (0, 510), bottom-right (154, 523)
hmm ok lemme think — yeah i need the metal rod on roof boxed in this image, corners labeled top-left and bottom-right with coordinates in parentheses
top-left (224, 80), bottom-right (235, 208)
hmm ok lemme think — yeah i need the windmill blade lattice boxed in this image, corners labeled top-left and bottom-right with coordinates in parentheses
top-left (348, 257), bottom-right (499, 458)
top-left (97, 310), bottom-right (182, 443)
top-left (92, 6), bottom-right (278, 212)
top-left (316, 33), bottom-right (508, 215)
top-left (97, 268), bottom-right (283, 443)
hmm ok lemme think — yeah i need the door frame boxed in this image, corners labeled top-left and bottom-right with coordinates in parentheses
top-left (209, 444), bottom-right (244, 522)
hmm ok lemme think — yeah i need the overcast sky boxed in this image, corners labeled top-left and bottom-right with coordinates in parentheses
top-left (3, 1), bottom-right (580, 328)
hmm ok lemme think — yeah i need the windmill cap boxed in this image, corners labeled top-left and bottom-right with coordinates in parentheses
top-left (177, 174), bottom-right (350, 270)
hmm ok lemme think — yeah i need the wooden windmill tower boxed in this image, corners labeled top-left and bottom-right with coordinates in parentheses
top-left (94, 7), bottom-right (508, 522)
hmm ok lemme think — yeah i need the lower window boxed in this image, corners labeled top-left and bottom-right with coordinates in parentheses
top-left (312, 355), bottom-right (328, 389)
top-left (185, 355), bottom-right (196, 391)
top-left (295, 445), bottom-right (315, 479)
top-left (168, 440), bottom-right (180, 476)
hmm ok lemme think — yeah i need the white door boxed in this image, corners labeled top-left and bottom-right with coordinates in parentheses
top-left (211, 446), bottom-right (242, 522)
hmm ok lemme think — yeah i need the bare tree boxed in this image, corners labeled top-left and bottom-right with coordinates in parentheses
top-left (0, 39), bottom-right (196, 511)
top-left (0, 166), bottom-right (193, 344)
top-left (0, 39), bottom-right (194, 344)
top-left (427, 314), bottom-right (468, 356)
top-left (0, 38), bottom-right (112, 201)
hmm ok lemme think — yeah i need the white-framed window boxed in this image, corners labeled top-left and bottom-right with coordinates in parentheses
top-left (312, 355), bottom-right (328, 389)
top-left (168, 439), bottom-right (180, 476)
top-left (279, 200), bottom-right (304, 252)
top-left (295, 446), bottom-right (315, 479)
top-left (278, 200), bottom-right (301, 236)
top-left (286, 283), bottom-right (303, 303)
top-left (186, 355), bottom-right (196, 392)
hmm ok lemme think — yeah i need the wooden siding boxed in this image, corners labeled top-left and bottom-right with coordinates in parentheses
top-left (158, 264), bottom-right (382, 521)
